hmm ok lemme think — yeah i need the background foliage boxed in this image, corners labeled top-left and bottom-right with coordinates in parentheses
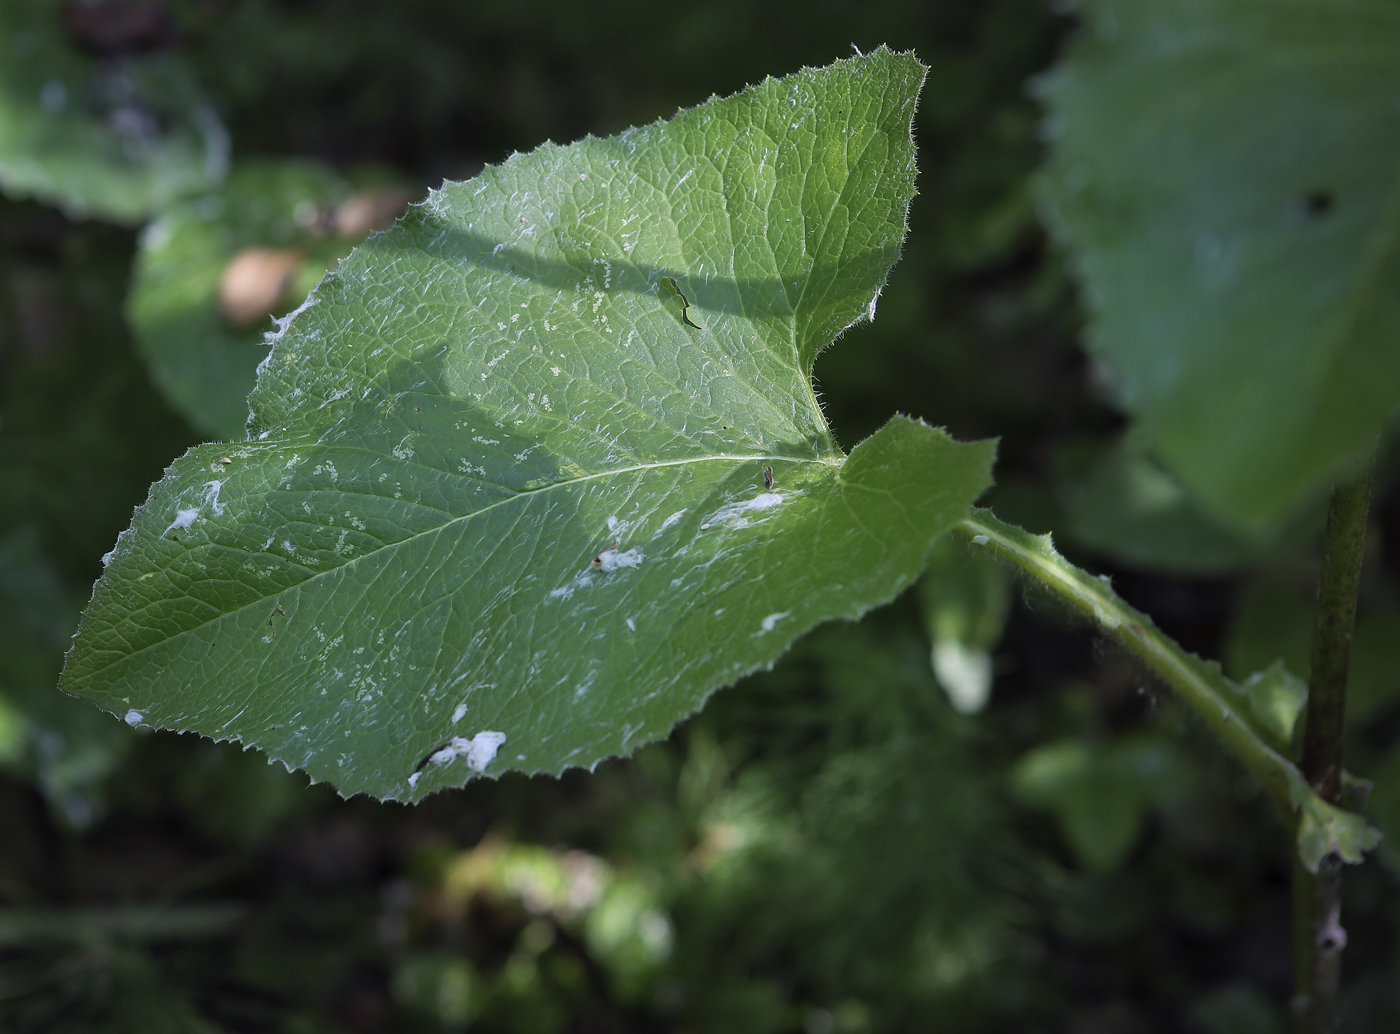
top-left (2, 2), bottom-right (1399, 1032)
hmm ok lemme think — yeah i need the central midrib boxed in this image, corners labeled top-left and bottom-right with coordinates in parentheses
top-left (73, 449), bottom-right (846, 686)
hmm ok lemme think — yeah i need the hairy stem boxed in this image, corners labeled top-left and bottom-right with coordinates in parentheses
top-left (954, 510), bottom-right (1303, 813)
top-left (1295, 456), bottom-right (1374, 1034)
top-left (951, 510), bottom-right (1377, 872)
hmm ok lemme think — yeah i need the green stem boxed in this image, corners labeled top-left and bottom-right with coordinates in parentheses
top-left (952, 510), bottom-right (1378, 873)
top-left (954, 510), bottom-right (1300, 816)
top-left (1295, 457), bottom-right (1374, 1034)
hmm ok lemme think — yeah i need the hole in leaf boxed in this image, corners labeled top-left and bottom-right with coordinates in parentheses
top-left (1302, 190), bottom-right (1334, 217)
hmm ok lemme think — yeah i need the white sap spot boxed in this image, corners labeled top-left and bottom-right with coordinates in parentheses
top-left (933, 641), bottom-right (993, 715)
top-left (451, 702), bottom-right (468, 724)
top-left (428, 730), bottom-right (507, 773)
top-left (626, 617), bottom-right (636, 632)
top-left (661, 510), bottom-right (686, 531)
top-left (408, 772), bottom-right (422, 789)
top-left (971, 534), bottom-right (990, 546)
top-left (124, 710), bottom-right (144, 727)
top-left (759, 611), bottom-right (790, 634)
top-left (163, 509), bottom-right (199, 536)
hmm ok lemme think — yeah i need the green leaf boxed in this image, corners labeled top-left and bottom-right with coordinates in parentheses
top-left (0, 1), bottom-right (227, 223)
top-left (1011, 735), bottom-right (1193, 873)
top-left (128, 161), bottom-right (379, 439)
top-left (64, 51), bottom-right (997, 802)
top-left (0, 530), bottom-right (132, 825)
top-left (1041, 0), bottom-right (1400, 530)
top-left (1235, 661), bottom-right (1306, 755)
top-left (919, 536), bottom-right (1011, 713)
top-left (1294, 788), bottom-right (1383, 873)
top-left (1056, 434), bottom-right (1320, 575)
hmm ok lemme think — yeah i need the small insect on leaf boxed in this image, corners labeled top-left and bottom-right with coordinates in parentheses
top-left (763, 465), bottom-right (774, 490)
top-left (658, 276), bottom-right (703, 329)
top-left (591, 541), bottom-right (620, 570)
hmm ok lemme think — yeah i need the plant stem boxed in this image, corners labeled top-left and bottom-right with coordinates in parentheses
top-left (1295, 456), bottom-right (1374, 1034)
top-left (953, 510), bottom-right (1302, 816)
top-left (952, 510), bottom-right (1378, 873)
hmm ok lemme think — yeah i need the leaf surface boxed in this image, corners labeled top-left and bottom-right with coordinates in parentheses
top-left (1041, 0), bottom-right (1400, 529)
top-left (64, 51), bottom-right (996, 801)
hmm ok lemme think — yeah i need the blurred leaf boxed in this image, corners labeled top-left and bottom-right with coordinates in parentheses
top-left (1042, 0), bottom-right (1400, 530)
top-left (1228, 577), bottom-right (1400, 730)
top-left (0, 0), bottom-right (227, 222)
top-left (1235, 661), bottom-right (1306, 755)
top-left (919, 535), bottom-right (1011, 713)
top-left (1057, 433), bottom-right (1318, 574)
top-left (1225, 577), bottom-right (1314, 684)
top-left (1013, 734), bottom-right (1193, 872)
top-left (66, 51), bottom-right (998, 804)
top-left (1346, 609), bottom-right (1400, 727)
top-left (0, 530), bottom-right (131, 824)
top-left (393, 952), bottom-right (482, 1028)
top-left (129, 161), bottom-right (417, 439)
top-left (1191, 983), bottom-right (1286, 1034)
top-left (1368, 743), bottom-right (1400, 856)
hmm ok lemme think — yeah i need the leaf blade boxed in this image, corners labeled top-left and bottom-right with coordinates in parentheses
top-left (64, 51), bottom-right (996, 801)
top-left (1041, 0), bottom-right (1400, 528)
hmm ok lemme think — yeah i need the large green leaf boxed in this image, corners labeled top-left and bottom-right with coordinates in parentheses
top-left (1055, 434), bottom-right (1321, 574)
top-left (63, 51), bottom-right (996, 801)
top-left (1041, 0), bottom-right (1400, 530)
top-left (0, 0), bottom-right (227, 223)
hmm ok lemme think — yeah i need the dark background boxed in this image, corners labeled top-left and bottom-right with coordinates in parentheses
top-left (2, 2), bottom-right (1398, 1032)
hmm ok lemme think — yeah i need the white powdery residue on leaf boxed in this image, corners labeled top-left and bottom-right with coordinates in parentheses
top-left (593, 547), bottom-right (643, 573)
top-left (428, 731), bottom-right (507, 773)
top-left (163, 509), bottom-right (200, 536)
top-left (407, 771), bottom-right (422, 789)
top-left (661, 509), bottom-right (686, 531)
top-left (704, 491), bottom-right (785, 530)
top-left (759, 611), bottom-right (790, 634)
top-left (451, 702), bottom-right (468, 724)
top-left (971, 534), bottom-right (990, 546)
top-left (267, 292), bottom-right (320, 345)
top-left (101, 528), bottom-right (133, 567)
top-left (203, 479), bottom-right (226, 516)
top-left (124, 710), bottom-right (144, 726)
